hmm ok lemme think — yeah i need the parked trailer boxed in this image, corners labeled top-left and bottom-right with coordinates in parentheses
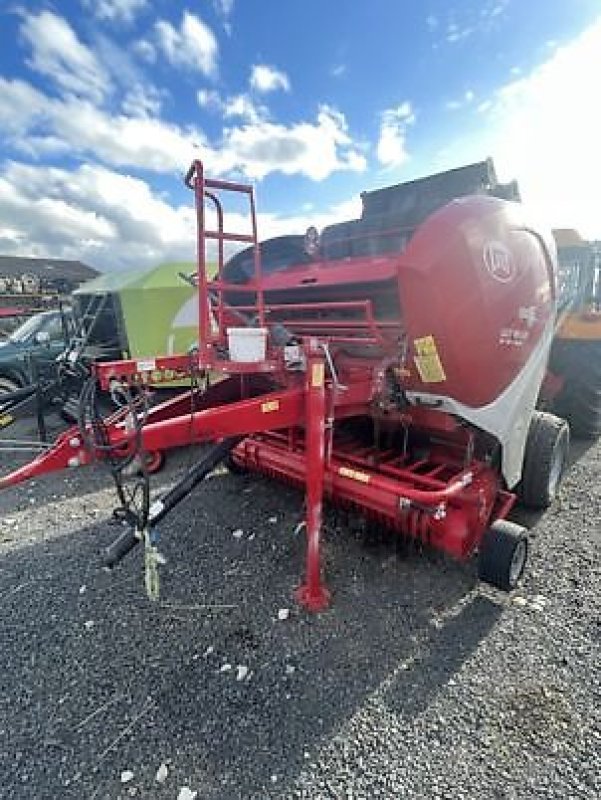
top-left (0, 159), bottom-right (573, 610)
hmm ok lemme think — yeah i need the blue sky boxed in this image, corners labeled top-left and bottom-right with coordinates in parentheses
top-left (0, 0), bottom-right (600, 270)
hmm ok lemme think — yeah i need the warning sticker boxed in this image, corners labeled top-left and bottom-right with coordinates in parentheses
top-left (261, 400), bottom-right (280, 413)
top-left (311, 363), bottom-right (325, 388)
top-left (413, 335), bottom-right (446, 384)
top-left (136, 358), bottom-right (156, 373)
top-left (339, 466), bottom-right (370, 484)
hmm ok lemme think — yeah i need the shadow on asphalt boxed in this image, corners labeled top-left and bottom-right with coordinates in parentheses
top-left (0, 467), bottom-right (504, 800)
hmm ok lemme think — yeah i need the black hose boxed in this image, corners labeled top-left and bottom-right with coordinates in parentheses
top-left (102, 436), bottom-right (244, 567)
top-left (149, 436), bottom-right (244, 527)
top-left (103, 528), bottom-right (140, 568)
top-left (78, 376), bottom-right (151, 529)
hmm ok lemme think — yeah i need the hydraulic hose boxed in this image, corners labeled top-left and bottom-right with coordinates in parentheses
top-left (103, 435), bottom-right (244, 568)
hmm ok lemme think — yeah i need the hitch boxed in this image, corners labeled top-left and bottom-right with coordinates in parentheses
top-left (103, 436), bottom-right (244, 568)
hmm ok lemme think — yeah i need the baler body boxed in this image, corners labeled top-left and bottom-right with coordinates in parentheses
top-left (0, 159), bottom-right (564, 609)
top-left (224, 194), bottom-right (557, 487)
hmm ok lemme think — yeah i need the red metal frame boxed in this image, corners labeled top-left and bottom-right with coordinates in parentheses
top-left (0, 159), bottom-right (521, 612)
top-left (232, 430), bottom-right (504, 561)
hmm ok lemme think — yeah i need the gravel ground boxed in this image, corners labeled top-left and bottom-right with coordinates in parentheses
top-left (0, 416), bottom-right (599, 800)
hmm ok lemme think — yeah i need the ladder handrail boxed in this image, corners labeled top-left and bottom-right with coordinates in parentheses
top-left (187, 159), bottom-right (265, 365)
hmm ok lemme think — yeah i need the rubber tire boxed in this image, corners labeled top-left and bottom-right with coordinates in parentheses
top-left (478, 520), bottom-right (528, 591)
top-left (0, 377), bottom-right (20, 395)
top-left (517, 411), bottom-right (569, 510)
top-left (551, 342), bottom-right (601, 439)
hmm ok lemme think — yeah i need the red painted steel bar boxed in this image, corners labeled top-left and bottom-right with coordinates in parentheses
top-left (204, 177), bottom-right (253, 194)
top-left (204, 231), bottom-right (255, 244)
top-left (0, 430), bottom-right (92, 488)
top-left (114, 387), bottom-right (306, 452)
top-left (249, 187), bottom-right (266, 329)
top-left (0, 386), bottom-right (305, 489)
top-left (204, 191), bottom-right (225, 344)
top-left (194, 161), bottom-right (211, 365)
top-left (295, 342), bottom-right (331, 611)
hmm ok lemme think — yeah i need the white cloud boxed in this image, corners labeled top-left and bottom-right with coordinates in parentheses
top-left (197, 89), bottom-right (264, 123)
top-left (197, 88), bottom-right (222, 111)
top-left (132, 39), bottom-right (156, 63)
top-left (0, 164), bottom-right (117, 259)
top-left (213, 0), bottom-right (235, 33)
top-left (20, 11), bottom-right (110, 103)
top-left (376, 102), bottom-right (415, 168)
top-left (82, 0), bottom-right (147, 23)
top-left (121, 84), bottom-right (163, 117)
top-left (155, 12), bottom-right (218, 76)
top-left (0, 77), bottom-right (365, 182)
top-left (250, 64), bottom-right (290, 93)
top-left (0, 78), bottom-right (49, 135)
top-left (0, 79), bottom-right (203, 172)
top-left (443, 2), bottom-right (508, 45)
top-left (0, 162), bottom-right (189, 266)
top-left (331, 64), bottom-right (347, 78)
top-left (0, 160), bottom-right (361, 270)
top-left (481, 17), bottom-right (601, 238)
top-left (223, 94), bottom-right (264, 123)
top-left (214, 0), bottom-right (235, 14)
top-left (446, 22), bottom-right (474, 44)
top-left (446, 89), bottom-right (475, 110)
top-left (219, 105), bottom-right (366, 180)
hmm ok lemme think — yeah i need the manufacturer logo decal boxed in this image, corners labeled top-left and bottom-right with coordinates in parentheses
top-left (483, 241), bottom-right (516, 283)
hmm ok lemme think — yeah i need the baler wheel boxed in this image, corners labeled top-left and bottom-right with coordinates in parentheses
top-left (478, 520), bottom-right (528, 591)
top-left (517, 411), bottom-right (569, 510)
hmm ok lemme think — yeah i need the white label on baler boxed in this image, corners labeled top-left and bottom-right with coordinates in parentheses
top-left (137, 359), bottom-right (156, 372)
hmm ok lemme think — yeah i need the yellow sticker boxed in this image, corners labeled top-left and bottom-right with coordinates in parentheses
top-left (311, 363), bottom-right (325, 388)
top-left (0, 413), bottom-right (14, 427)
top-left (261, 400), bottom-right (280, 413)
top-left (339, 466), bottom-right (370, 484)
top-left (413, 335), bottom-right (446, 383)
top-left (414, 335), bottom-right (438, 356)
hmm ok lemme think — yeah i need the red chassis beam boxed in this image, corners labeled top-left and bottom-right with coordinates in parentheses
top-left (0, 356), bottom-right (373, 491)
top-left (0, 383), bottom-right (308, 489)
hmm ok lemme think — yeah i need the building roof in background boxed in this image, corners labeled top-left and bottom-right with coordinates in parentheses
top-left (0, 255), bottom-right (99, 281)
top-left (74, 262), bottom-right (214, 295)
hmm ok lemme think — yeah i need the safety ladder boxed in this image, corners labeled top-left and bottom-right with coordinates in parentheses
top-left (63, 293), bottom-right (109, 364)
top-left (185, 160), bottom-right (269, 370)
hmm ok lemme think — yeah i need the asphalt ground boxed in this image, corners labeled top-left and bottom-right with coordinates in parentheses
top-left (0, 416), bottom-right (599, 799)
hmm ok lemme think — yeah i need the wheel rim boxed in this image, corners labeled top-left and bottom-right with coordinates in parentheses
top-left (548, 437), bottom-right (567, 498)
top-left (509, 539), bottom-right (527, 586)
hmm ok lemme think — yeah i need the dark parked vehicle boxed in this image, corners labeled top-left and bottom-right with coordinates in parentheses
top-left (0, 310), bottom-right (73, 394)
